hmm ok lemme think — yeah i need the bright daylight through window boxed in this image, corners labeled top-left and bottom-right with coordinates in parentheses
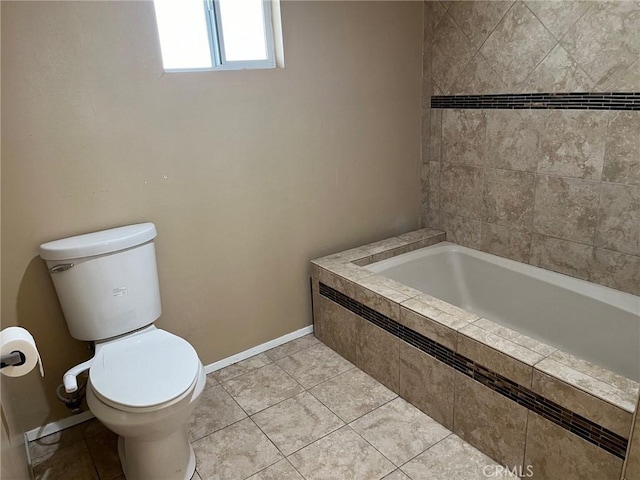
top-left (153, 0), bottom-right (279, 71)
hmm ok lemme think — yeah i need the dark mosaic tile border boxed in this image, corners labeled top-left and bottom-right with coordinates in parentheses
top-left (318, 282), bottom-right (629, 459)
top-left (431, 92), bottom-right (640, 110)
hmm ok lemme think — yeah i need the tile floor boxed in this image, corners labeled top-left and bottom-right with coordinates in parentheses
top-left (30, 334), bottom-right (517, 480)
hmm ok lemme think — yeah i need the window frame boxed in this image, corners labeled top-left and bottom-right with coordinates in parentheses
top-left (160, 0), bottom-right (277, 73)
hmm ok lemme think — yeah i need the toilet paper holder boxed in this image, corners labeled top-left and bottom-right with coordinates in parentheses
top-left (0, 351), bottom-right (27, 369)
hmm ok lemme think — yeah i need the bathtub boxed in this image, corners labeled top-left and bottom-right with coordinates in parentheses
top-left (312, 229), bottom-right (639, 479)
top-left (365, 241), bottom-right (640, 381)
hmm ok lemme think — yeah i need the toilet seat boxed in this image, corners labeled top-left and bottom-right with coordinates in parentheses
top-left (89, 329), bottom-right (200, 412)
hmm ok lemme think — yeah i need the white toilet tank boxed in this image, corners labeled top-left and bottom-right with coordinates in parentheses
top-left (40, 223), bottom-right (162, 341)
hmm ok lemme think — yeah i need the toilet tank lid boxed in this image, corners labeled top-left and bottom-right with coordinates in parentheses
top-left (39, 223), bottom-right (157, 261)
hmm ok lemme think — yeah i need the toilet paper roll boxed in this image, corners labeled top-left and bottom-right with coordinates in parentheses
top-left (1, 327), bottom-right (44, 377)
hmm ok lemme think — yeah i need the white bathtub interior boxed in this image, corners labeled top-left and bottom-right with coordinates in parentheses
top-left (366, 242), bottom-right (640, 382)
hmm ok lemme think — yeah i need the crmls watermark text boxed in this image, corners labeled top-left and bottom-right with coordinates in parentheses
top-left (483, 465), bottom-right (534, 478)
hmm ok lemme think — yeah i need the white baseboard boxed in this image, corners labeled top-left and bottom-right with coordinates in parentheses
top-left (25, 325), bottom-right (314, 441)
top-left (203, 325), bottom-right (314, 374)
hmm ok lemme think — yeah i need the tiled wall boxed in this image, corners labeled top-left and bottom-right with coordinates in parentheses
top-left (421, 1), bottom-right (640, 296)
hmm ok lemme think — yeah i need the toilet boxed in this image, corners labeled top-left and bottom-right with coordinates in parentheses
top-left (40, 223), bottom-right (205, 480)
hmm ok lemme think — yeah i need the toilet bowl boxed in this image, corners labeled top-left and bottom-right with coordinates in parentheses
top-left (86, 326), bottom-right (205, 480)
top-left (39, 223), bottom-right (206, 480)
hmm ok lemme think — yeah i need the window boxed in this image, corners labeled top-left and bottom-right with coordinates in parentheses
top-left (153, 0), bottom-right (281, 72)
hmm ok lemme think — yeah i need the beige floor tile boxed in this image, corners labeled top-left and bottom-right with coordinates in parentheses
top-left (193, 418), bottom-right (282, 480)
top-left (33, 441), bottom-right (99, 480)
top-left (246, 459), bottom-right (304, 479)
top-left (252, 392), bottom-right (344, 455)
top-left (349, 397), bottom-right (450, 466)
top-left (222, 363), bottom-right (304, 415)
top-left (85, 428), bottom-right (123, 480)
top-left (186, 385), bottom-right (247, 441)
top-left (213, 353), bottom-right (273, 383)
top-left (401, 435), bottom-right (517, 479)
top-left (191, 472), bottom-right (202, 480)
top-left (265, 334), bottom-right (320, 361)
top-left (30, 425), bottom-right (84, 460)
top-left (276, 343), bottom-right (354, 388)
top-left (288, 426), bottom-right (395, 480)
top-left (309, 368), bottom-right (397, 423)
top-left (205, 373), bottom-right (218, 390)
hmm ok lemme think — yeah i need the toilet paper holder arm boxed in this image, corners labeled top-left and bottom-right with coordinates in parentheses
top-left (1, 351), bottom-right (27, 369)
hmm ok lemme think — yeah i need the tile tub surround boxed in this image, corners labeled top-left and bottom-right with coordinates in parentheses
top-left (311, 229), bottom-right (639, 479)
top-left (420, 0), bottom-right (640, 296)
top-left (29, 334), bottom-right (519, 480)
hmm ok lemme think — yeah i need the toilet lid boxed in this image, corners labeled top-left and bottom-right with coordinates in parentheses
top-left (89, 329), bottom-right (200, 409)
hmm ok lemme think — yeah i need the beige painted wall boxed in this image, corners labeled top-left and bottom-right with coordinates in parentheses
top-left (1, 1), bottom-right (423, 430)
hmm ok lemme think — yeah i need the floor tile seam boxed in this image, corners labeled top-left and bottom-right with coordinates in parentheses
top-left (348, 401), bottom-right (454, 469)
top-left (395, 432), bottom-right (455, 476)
top-left (30, 436), bottom-right (91, 466)
top-left (306, 379), bottom-right (399, 425)
top-left (244, 416), bottom-right (288, 472)
top-left (189, 416), bottom-right (250, 445)
top-left (346, 396), bottom-right (401, 428)
top-left (215, 359), bottom-right (276, 385)
top-left (265, 337), bottom-right (321, 363)
top-left (219, 362), bottom-right (306, 414)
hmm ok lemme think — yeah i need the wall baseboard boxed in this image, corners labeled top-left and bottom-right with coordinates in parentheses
top-left (25, 324), bottom-right (314, 442)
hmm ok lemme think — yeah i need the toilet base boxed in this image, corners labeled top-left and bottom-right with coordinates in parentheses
top-left (117, 429), bottom-right (196, 480)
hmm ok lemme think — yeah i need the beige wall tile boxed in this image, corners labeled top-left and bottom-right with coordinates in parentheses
top-left (315, 296), bottom-right (358, 364)
top-left (524, 412), bottom-right (623, 480)
top-left (523, 0), bottom-right (591, 40)
top-left (596, 183), bottom-right (640, 256)
top-left (453, 372), bottom-right (528, 468)
top-left (447, 1), bottom-right (514, 49)
top-left (532, 175), bottom-right (600, 244)
top-left (457, 326), bottom-right (538, 387)
top-left (399, 304), bottom-right (461, 351)
top-left (485, 109), bottom-right (545, 172)
top-left (430, 109), bottom-right (442, 163)
top-left (480, 223), bottom-right (532, 263)
top-left (482, 169), bottom-right (535, 231)
top-left (479, 1), bottom-right (556, 89)
top-left (535, 358), bottom-right (638, 413)
top-left (441, 164), bottom-right (484, 219)
top-left (561, 1), bottom-right (640, 89)
top-left (399, 342), bottom-right (456, 429)
top-left (429, 162), bottom-right (440, 211)
top-left (531, 370), bottom-right (633, 438)
top-left (441, 214), bottom-right (481, 248)
top-left (604, 60), bottom-right (640, 93)
top-left (592, 248), bottom-right (640, 296)
top-left (521, 44), bottom-right (593, 93)
top-left (355, 318), bottom-right (401, 393)
top-left (449, 53), bottom-right (508, 95)
top-left (442, 109), bottom-right (487, 167)
top-left (432, 15), bottom-right (475, 93)
top-left (603, 111), bottom-right (640, 186)
top-left (529, 234), bottom-right (593, 281)
top-left (538, 110), bottom-right (608, 180)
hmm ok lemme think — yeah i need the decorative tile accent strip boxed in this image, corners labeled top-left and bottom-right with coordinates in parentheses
top-left (319, 283), bottom-right (629, 459)
top-left (431, 92), bottom-right (640, 111)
